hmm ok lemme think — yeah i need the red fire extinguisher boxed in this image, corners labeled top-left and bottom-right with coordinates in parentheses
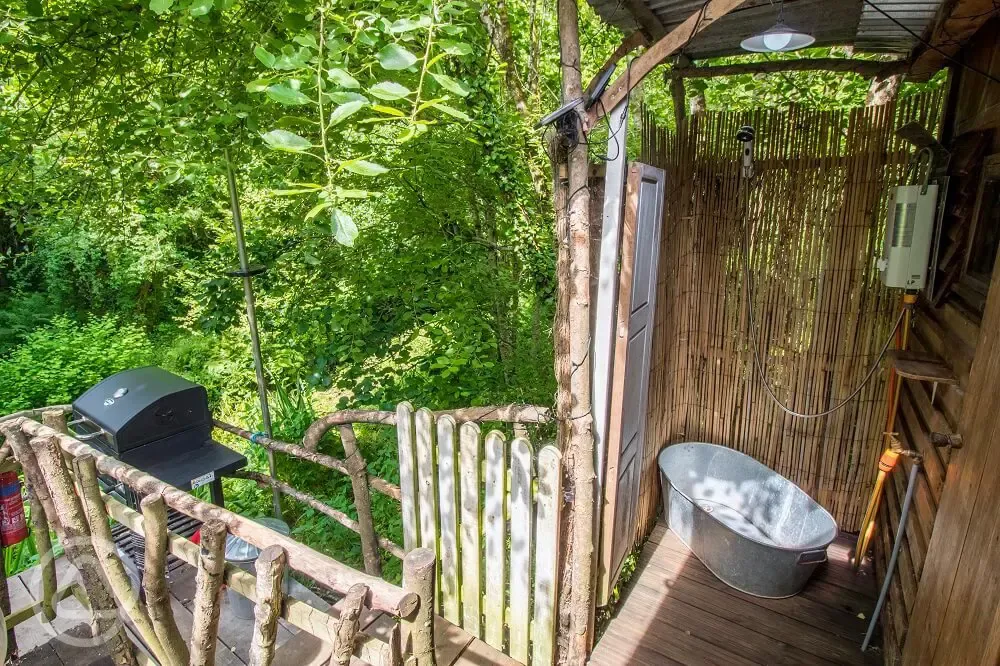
top-left (0, 471), bottom-right (28, 547)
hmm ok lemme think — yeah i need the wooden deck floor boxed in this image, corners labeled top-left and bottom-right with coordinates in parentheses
top-left (590, 523), bottom-right (881, 666)
top-left (8, 558), bottom-right (516, 666)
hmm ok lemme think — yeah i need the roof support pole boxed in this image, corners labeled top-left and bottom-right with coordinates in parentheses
top-left (586, 0), bottom-right (747, 129)
top-left (555, 0), bottom-right (596, 662)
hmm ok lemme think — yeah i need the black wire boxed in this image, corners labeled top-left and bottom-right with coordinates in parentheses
top-left (861, 0), bottom-right (1000, 87)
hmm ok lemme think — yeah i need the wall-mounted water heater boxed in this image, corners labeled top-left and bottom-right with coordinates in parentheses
top-left (879, 184), bottom-right (939, 290)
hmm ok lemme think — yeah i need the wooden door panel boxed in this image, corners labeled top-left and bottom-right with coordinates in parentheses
top-left (598, 163), bottom-right (666, 604)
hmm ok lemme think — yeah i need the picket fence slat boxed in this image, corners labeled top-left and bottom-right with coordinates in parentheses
top-left (459, 422), bottom-right (483, 638)
top-left (415, 408), bottom-right (438, 558)
top-left (508, 437), bottom-right (534, 664)
top-left (532, 445), bottom-right (562, 666)
top-left (396, 402), bottom-right (419, 551)
top-left (436, 415), bottom-right (461, 624)
top-left (398, 405), bottom-right (560, 666)
top-left (484, 430), bottom-right (507, 652)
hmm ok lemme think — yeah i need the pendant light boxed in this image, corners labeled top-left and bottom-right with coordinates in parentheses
top-left (740, 0), bottom-right (815, 53)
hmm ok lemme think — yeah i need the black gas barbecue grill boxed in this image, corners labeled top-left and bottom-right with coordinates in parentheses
top-left (70, 366), bottom-right (247, 581)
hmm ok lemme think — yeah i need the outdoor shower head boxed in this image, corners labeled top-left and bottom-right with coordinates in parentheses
top-left (736, 126), bottom-right (755, 143)
top-left (737, 126), bottom-right (755, 179)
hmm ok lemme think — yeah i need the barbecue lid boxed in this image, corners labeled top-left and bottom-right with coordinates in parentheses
top-left (73, 366), bottom-right (211, 450)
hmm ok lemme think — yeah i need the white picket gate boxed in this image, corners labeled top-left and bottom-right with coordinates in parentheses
top-left (396, 403), bottom-right (562, 666)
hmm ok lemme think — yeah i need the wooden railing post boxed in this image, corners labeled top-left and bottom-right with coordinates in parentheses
top-left (339, 424), bottom-right (381, 576)
top-left (402, 548), bottom-right (436, 666)
top-left (190, 520), bottom-right (228, 666)
top-left (248, 545), bottom-right (287, 666)
top-left (29, 435), bottom-right (136, 666)
top-left (140, 495), bottom-right (190, 665)
top-left (331, 583), bottom-right (368, 666)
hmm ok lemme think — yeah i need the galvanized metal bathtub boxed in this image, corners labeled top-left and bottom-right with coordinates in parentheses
top-left (658, 442), bottom-right (838, 598)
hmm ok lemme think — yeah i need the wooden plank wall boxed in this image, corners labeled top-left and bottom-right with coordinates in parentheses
top-left (879, 18), bottom-right (1000, 665)
top-left (635, 91), bottom-right (945, 546)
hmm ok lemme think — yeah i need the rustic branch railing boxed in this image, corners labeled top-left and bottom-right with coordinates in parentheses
top-left (0, 412), bottom-right (439, 666)
top-left (215, 403), bottom-right (552, 578)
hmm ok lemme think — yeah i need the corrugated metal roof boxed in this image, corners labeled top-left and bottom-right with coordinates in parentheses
top-left (587, 0), bottom-right (943, 58)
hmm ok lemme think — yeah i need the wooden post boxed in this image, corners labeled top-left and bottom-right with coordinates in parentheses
top-left (190, 519), bottom-right (227, 666)
top-left (331, 583), bottom-right (367, 666)
top-left (0, 539), bottom-right (16, 661)
top-left (140, 495), bottom-right (190, 665)
top-left (42, 408), bottom-right (72, 469)
top-left (2, 420), bottom-right (59, 623)
top-left (74, 454), bottom-right (168, 664)
top-left (557, 0), bottom-right (596, 661)
top-left (670, 75), bottom-right (686, 129)
top-left (339, 424), bottom-right (381, 576)
top-left (29, 435), bottom-right (136, 666)
top-left (249, 545), bottom-right (287, 666)
top-left (401, 548), bottom-right (435, 666)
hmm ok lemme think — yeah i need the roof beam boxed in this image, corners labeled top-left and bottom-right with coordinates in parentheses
top-left (665, 58), bottom-right (909, 79)
top-left (907, 0), bottom-right (1000, 81)
top-left (622, 0), bottom-right (667, 40)
top-left (586, 0), bottom-right (747, 130)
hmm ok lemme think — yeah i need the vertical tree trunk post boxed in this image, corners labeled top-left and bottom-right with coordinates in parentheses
top-left (74, 455), bottom-right (168, 664)
top-left (3, 420), bottom-right (59, 623)
top-left (338, 425), bottom-right (381, 576)
top-left (29, 435), bottom-right (136, 666)
top-left (42, 409), bottom-right (72, 469)
top-left (190, 519), bottom-right (228, 666)
top-left (670, 75), bottom-right (686, 129)
top-left (140, 494), bottom-right (190, 665)
top-left (330, 582), bottom-right (367, 666)
top-left (0, 537), bottom-right (16, 661)
top-left (248, 545), bottom-right (287, 666)
top-left (27, 481), bottom-right (57, 622)
top-left (557, 0), bottom-right (597, 662)
top-left (866, 73), bottom-right (903, 106)
top-left (401, 547), bottom-right (435, 666)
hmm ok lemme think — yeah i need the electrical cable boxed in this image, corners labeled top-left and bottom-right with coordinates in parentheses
top-left (861, 0), bottom-right (1000, 87)
top-left (738, 172), bottom-right (906, 420)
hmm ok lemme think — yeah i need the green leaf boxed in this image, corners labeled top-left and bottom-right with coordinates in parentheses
top-left (327, 91), bottom-right (369, 105)
top-left (26, 0), bottom-right (43, 16)
top-left (429, 102), bottom-right (471, 121)
top-left (376, 44), bottom-right (418, 71)
top-left (329, 100), bottom-right (366, 126)
top-left (261, 129), bottom-right (313, 152)
top-left (438, 40), bottom-right (473, 56)
top-left (245, 78), bottom-right (271, 93)
top-left (327, 68), bottom-right (360, 89)
top-left (371, 105), bottom-right (405, 117)
top-left (429, 72), bottom-right (470, 97)
top-left (332, 209), bottom-right (359, 246)
top-left (293, 34), bottom-right (318, 49)
top-left (341, 159), bottom-right (388, 176)
top-left (189, 0), bottom-right (213, 16)
top-left (334, 188), bottom-right (371, 199)
top-left (266, 82), bottom-right (311, 106)
top-left (304, 201), bottom-right (332, 221)
top-left (254, 46), bottom-right (276, 68)
top-left (389, 16), bottom-right (432, 33)
top-left (150, 0), bottom-right (173, 14)
top-left (369, 81), bottom-right (411, 101)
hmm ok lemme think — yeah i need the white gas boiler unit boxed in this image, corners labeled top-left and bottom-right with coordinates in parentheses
top-left (878, 183), bottom-right (939, 290)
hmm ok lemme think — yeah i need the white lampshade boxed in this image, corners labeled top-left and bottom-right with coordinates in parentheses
top-left (740, 21), bottom-right (815, 52)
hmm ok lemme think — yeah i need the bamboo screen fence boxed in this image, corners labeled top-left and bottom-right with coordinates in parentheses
top-left (638, 90), bottom-right (945, 535)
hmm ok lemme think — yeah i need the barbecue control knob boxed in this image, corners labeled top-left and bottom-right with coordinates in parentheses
top-left (113, 387), bottom-right (128, 399)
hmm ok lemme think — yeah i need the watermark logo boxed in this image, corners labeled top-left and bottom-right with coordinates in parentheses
top-left (21, 535), bottom-right (136, 648)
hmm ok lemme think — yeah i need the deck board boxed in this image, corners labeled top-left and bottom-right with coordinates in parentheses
top-left (591, 523), bottom-right (881, 666)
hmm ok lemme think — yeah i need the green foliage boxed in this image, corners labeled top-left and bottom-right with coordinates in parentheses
top-left (0, 316), bottom-right (153, 413)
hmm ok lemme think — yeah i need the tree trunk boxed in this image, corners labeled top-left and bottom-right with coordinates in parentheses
top-left (866, 73), bottom-right (903, 106)
top-left (556, 0), bottom-right (596, 662)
